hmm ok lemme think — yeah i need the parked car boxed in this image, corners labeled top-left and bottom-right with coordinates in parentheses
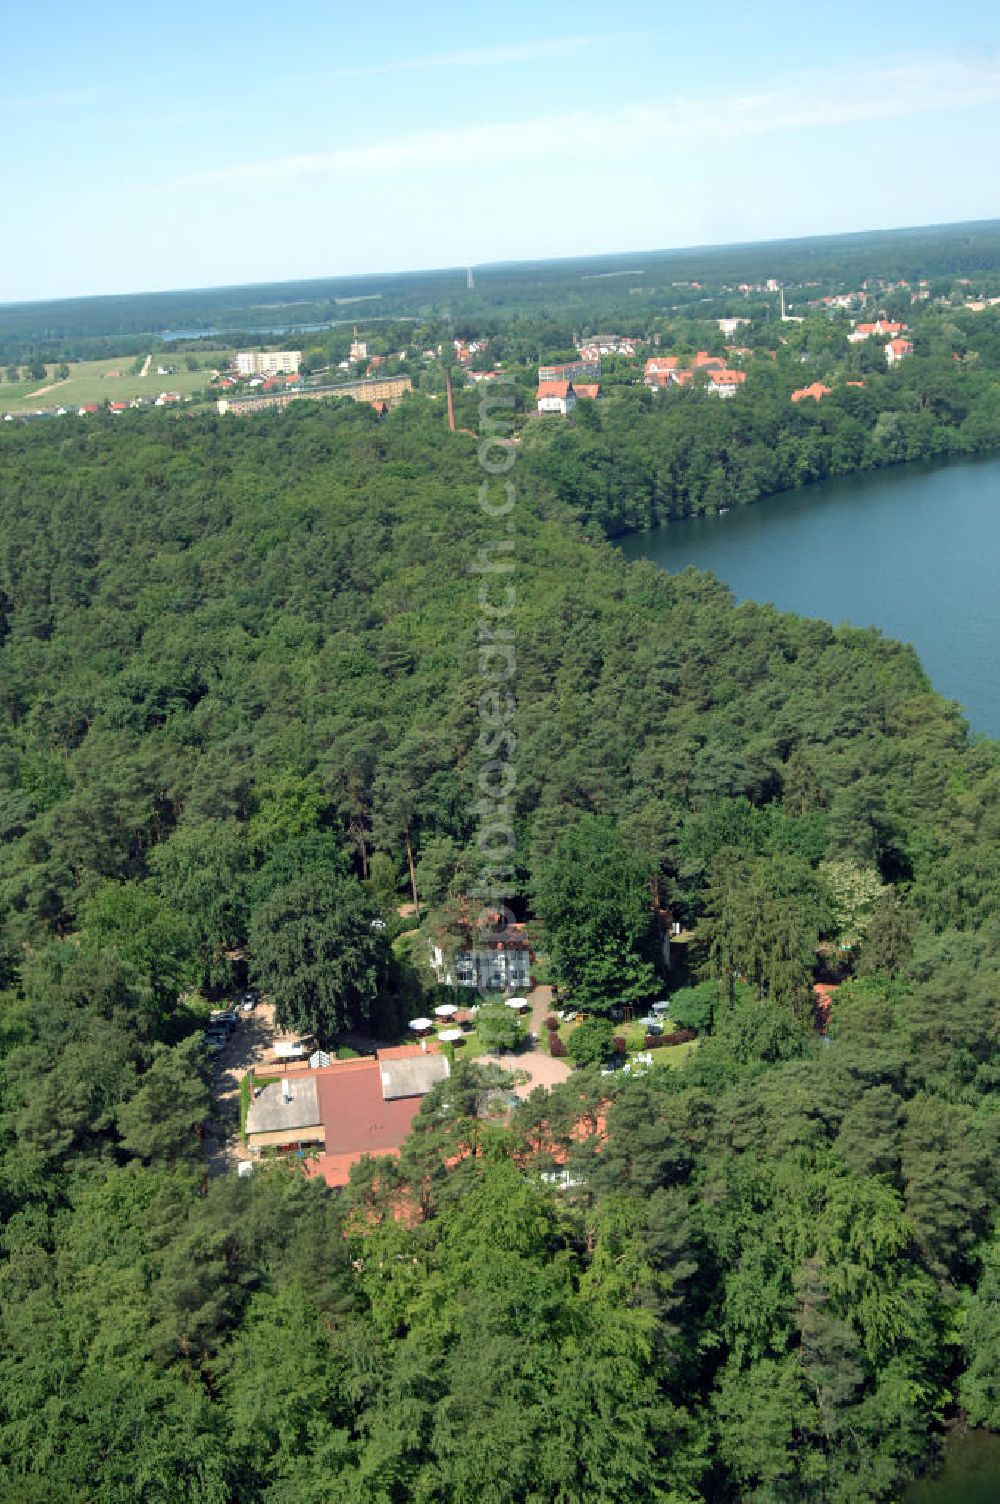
top-left (210, 1009), bottom-right (238, 1030)
top-left (241, 990), bottom-right (256, 1013)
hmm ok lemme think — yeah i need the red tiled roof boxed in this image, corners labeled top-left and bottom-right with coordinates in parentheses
top-left (814, 982), bottom-right (839, 1034)
top-left (791, 381), bottom-right (832, 402)
top-left (709, 369), bottom-right (747, 385)
top-left (377, 1042), bottom-right (442, 1061)
top-left (314, 1058), bottom-right (425, 1158)
top-left (537, 381), bottom-right (573, 399)
top-left (573, 384), bottom-right (600, 399)
top-left (305, 1148), bottom-right (401, 1188)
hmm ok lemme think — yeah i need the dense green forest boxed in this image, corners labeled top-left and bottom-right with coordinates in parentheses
top-left (0, 398), bottom-right (997, 1500)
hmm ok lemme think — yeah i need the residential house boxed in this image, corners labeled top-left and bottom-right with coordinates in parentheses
top-left (643, 356), bottom-right (680, 386)
top-left (429, 911), bottom-right (532, 992)
top-left (847, 319), bottom-right (907, 344)
top-left (885, 337), bottom-right (914, 366)
top-left (537, 380), bottom-right (577, 415)
top-left (706, 369), bottom-right (747, 398)
top-left (717, 317), bottom-right (750, 335)
top-left (645, 352), bottom-right (741, 395)
top-left (578, 335), bottom-right (636, 359)
top-left (791, 381), bottom-right (833, 402)
top-left (572, 383), bottom-right (601, 400)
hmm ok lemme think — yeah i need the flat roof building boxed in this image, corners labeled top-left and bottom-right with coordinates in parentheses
top-left (235, 350), bottom-right (301, 377)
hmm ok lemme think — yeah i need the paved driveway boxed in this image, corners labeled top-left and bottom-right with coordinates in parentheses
top-left (479, 1049), bottom-right (572, 1098)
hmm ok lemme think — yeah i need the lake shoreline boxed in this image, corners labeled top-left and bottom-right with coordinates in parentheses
top-left (607, 451), bottom-right (1000, 542)
top-left (618, 453), bottom-right (1000, 739)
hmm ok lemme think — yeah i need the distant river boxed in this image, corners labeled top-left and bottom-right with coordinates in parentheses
top-left (618, 458), bottom-right (1000, 740)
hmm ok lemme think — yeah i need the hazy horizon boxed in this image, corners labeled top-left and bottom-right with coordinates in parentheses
top-left (3, 213), bottom-right (998, 313)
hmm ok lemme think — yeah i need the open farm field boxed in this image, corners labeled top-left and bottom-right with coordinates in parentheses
top-left (0, 350), bottom-right (235, 413)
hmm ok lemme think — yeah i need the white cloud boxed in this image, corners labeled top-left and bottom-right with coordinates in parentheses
top-left (297, 33), bottom-right (621, 83)
top-left (189, 54), bottom-right (1000, 190)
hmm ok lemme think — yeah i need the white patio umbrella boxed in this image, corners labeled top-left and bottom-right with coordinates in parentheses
top-left (438, 1028), bottom-right (464, 1043)
top-left (409, 1017), bottom-right (434, 1032)
top-left (434, 1003), bottom-right (458, 1018)
top-left (505, 997), bottom-right (528, 1011)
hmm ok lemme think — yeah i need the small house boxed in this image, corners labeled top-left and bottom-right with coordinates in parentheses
top-left (536, 380), bottom-right (577, 416)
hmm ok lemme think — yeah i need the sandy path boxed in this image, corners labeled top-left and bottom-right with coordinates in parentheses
top-left (527, 983), bottom-right (554, 1036)
top-left (25, 378), bottom-right (69, 399)
top-left (139, 353), bottom-right (151, 378)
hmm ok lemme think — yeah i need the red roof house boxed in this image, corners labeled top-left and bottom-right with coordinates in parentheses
top-left (791, 381), bottom-right (833, 402)
top-left (707, 369), bottom-right (747, 397)
top-left (536, 380), bottom-right (577, 414)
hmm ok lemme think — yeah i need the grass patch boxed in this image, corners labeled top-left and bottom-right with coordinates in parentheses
top-left (0, 351), bottom-right (236, 415)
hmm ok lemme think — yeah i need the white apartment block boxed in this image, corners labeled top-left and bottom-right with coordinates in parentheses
top-left (235, 350), bottom-right (301, 377)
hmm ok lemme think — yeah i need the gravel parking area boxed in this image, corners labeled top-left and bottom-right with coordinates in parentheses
top-left (204, 1001), bottom-right (283, 1175)
top-left (479, 1050), bottom-right (572, 1098)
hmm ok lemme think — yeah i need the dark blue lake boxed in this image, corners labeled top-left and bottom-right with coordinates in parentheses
top-left (619, 457), bottom-right (1000, 740)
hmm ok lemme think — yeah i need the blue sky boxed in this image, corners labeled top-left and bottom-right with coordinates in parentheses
top-left (3, 0), bottom-right (1000, 302)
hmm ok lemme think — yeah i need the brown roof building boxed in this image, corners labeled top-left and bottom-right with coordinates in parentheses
top-left (245, 1045), bottom-right (449, 1188)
